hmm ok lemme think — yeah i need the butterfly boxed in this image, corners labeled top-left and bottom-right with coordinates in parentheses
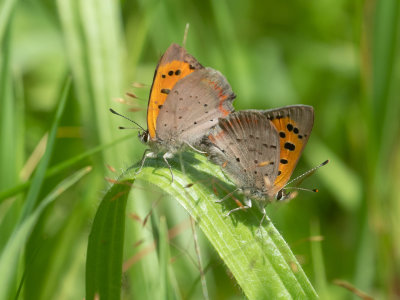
top-left (132, 43), bottom-right (235, 181)
top-left (202, 105), bottom-right (322, 223)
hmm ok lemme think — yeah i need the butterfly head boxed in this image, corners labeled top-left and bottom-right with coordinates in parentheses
top-left (139, 130), bottom-right (150, 145)
top-left (274, 160), bottom-right (329, 202)
top-left (275, 189), bottom-right (297, 202)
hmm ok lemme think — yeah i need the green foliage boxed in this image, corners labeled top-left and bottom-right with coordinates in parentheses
top-left (120, 154), bottom-right (317, 299)
top-left (1, 0), bottom-right (400, 299)
top-left (0, 166), bottom-right (91, 300)
top-left (86, 179), bottom-right (132, 300)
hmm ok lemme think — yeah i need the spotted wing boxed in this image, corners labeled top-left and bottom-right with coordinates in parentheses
top-left (147, 43), bottom-right (203, 140)
top-left (262, 105), bottom-right (314, 195)
top-left (156, 67), bottom-right (235, 147)
top-left (204, 111), bottom-right (280, 195)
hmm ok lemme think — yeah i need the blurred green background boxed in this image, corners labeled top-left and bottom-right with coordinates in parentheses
top-left (1, 0), bottom-right (399, 299)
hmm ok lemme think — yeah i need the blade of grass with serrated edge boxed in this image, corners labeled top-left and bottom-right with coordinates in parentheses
top-left (19, 78), bottom-right (71, 222)
top-left (85, 179), bottom-right (132, 300)
top-left (0, 166), bottom-right (92, 300)
top-left (119, 152), bottom-right (318, 300)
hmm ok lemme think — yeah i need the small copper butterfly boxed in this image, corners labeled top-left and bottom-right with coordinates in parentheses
top-left (112, 43), bottom-right (236, 181)
top-left (203, 105), bottom-right (326, 223)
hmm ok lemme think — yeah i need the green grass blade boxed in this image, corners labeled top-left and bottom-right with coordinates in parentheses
top-left (56, 0), bottom-right (125, 167)
top-left (0, 134), bottom-right (133, 203)
top-left (0, 166), bottom-right (91, 300)
top-left (19, 78), bottom-right (71, 222)
top-left (0, 13), bottom-right (17, 191)
top-left (310, 219), bottom-right (329, 299)
top-left (158, 216), bottom-right (177, 300)
top-left (372, 0), bottom-right (399, 116)
top-left (0, 0), bottom-right (17, 44)
top-left (123, 153), bottom-right (318, 300)
top-left (305, 138), bottom-right (362, 211)
top-left (85, 179), bottom-right (133, 300)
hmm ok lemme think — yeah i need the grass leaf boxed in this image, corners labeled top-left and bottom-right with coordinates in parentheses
top-left (0, 134), bottom-right (133, 203)
top-left (85, 179), bottom-right (133, 300)
top-left (0, 166), bottom-right (91, 300)
top-left (121, 153), bottom-right (318, 300)
top-left (19, 78), bottom-right (71, 222)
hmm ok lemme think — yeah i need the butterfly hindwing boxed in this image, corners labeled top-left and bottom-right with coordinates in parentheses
top-left (205, 111), bottom-right (280, 197)
top-left (147, 43), bottom-right (203, 139)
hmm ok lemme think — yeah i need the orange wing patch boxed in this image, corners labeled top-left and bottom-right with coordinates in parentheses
top-left (270, 117), bottom-right (307, 194)
top-left (147, 61), bottom-right (196, 139)
top-left (204, 79), bottom-right (231, 116)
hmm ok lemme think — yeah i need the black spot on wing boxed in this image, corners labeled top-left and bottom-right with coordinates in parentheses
top-left (284, 142), bottom-right (295, 151)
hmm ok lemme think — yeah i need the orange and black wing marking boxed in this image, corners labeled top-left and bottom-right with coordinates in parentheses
top-left (147, 43), bottom-right (203, 139)
top-left (262, 105), bottom-right (314, 195)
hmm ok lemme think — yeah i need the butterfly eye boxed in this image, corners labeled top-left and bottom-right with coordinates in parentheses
top-left (139, 131), bottom-right (149, 144)
top-left (276, 189), bottom-right (291, 201)
top-left (276, 190), bottom-right (284, 201)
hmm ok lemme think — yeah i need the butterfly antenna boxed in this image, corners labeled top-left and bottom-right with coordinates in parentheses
top-left (118, 126), bottom-right (143, 131)
top-left (109, 108), bottom-right (146, 131)
top-left (284, 187), bottom-right (319, 193)
top-left (284, 160), bottom-right (329, 188)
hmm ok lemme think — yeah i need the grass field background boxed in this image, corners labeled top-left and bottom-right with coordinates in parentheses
top-left (1, 0), bottom-right (399, 299)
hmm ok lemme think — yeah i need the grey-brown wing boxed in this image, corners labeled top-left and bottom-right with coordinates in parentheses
top-left (146, 43), bottom-right (203, 140)
top-left (156, 43), bottom-right (203, 69)
top-left (204, 111), bottom-right (280, 194)
top-left (156, 67), bottom-right (235, 147)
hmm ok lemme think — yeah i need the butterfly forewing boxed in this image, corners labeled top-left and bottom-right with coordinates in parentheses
top-left (262, 105), bottom-right (314, 194)
top-left (156, 68), bottom-right (235, 147)
top-left (147, 43), bottom-right (203, 139)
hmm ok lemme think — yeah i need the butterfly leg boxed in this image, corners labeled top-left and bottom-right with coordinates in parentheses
top-left (163, 152), bottom-right (174, 183)
top-left (225, 198), bottom-right (252, 217)
top-left (184, 141), bottom-right (207, 154)
top-left (259, 207), bottom-right (267, 227)
top-left (215, 188), bottom-right (240, 203)
top-left (255, 207), bottom-right (268, 238)
top-left (135, 149), bottom-right (157, 175)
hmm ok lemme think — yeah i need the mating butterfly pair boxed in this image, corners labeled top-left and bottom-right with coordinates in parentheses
top-left (112, 43), bottom-right (319, 219)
